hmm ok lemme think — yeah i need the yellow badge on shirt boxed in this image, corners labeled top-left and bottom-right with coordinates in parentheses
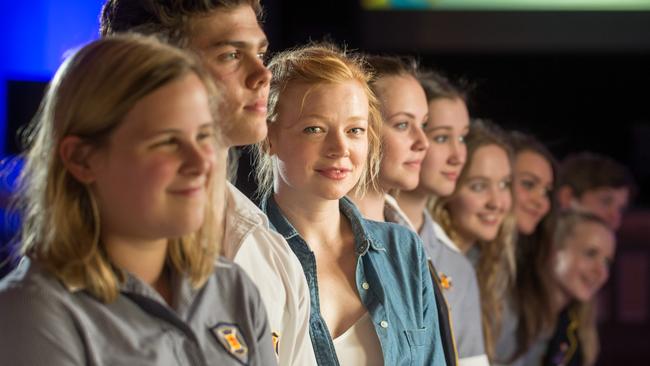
top-left (211, 323), bottom-right (249, 365)
top-left (271, 331), bottom-right (280, 356)
top-left (439, 272), bottom-right (453, 290)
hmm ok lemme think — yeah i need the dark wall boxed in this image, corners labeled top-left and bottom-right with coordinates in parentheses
top-left (261, 0), bottom-right (650, 207)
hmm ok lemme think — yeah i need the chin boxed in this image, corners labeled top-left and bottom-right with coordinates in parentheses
top-left (517, 220), bottom-right (536, 235)
top-left (476, 230), bottom-right (499, 242)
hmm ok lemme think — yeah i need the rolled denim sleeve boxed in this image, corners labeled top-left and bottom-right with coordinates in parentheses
top-left (0, 286), bottom-right (85, 365)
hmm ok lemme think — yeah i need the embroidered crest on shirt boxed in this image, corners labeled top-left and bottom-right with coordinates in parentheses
top-left (271, 331), bottom-right (280, 356)
top-left (210, 323), bottom-right (249, 365)
top-left (439, 272), bottom-right (453, 290)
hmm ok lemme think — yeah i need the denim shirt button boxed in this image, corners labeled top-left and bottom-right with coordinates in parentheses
top-left (380, 320), bottom-right (388, 328)
top-left (361, 282), bottom-right (370, 290)
top-left (357, 241), bottom-right (369, 255)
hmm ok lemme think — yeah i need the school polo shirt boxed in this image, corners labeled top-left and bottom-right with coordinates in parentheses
top-left (0, 257), bottom-right (277, 366)
top-left (425, 212), bottom-right (490, 366)
top-left (223, 183), bottom-right (316, 366)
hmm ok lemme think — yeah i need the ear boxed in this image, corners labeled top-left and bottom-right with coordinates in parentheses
top-left (59, 136), bottom-right (97, 184)
top-left (556, 185), bottom-right (574, 210)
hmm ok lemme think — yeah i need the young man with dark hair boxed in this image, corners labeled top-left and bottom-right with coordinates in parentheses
top-left (100, 2), bottom-right (317, 365)
top-left (557, 151), bottom-right (636, 231)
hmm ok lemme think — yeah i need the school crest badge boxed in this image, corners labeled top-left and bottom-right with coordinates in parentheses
top-left (271, 331), bottom-right (280, 356)
top-left (210, 323), bottom-right (249, 365)
top-left (439, 272), bottom-right (453, 290)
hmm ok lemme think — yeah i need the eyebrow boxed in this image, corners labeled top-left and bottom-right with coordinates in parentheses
top-left (206, 39), bottom-right (269, 50)
top-left (386, 111), bottom-right (417, 120)
top-left (146, 122), bottom-right (215, 136)
top-left (518, 171), bottom-right (541, 180)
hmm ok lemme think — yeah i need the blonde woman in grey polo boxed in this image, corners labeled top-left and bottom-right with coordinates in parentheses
top-left (0, 36), bottom-right (276, 366)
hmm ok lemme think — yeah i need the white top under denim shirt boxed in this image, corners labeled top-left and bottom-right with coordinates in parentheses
top-left (0, 257), bottom-right (277, 366)
top-left (262, 195), bottom-right (446, 366)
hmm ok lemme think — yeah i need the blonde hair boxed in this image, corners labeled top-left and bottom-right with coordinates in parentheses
top-left (17, 34), bottom-right (222, 303)
top-left (552, 210), bottom-right (610, 365)
top-left (431, 119), bottom-right (517, 360)
top-left (253, 42), bottom-right (382, 199)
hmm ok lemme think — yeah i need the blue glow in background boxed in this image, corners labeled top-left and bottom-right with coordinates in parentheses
top-left (0, 0), bottom-right (104, 156)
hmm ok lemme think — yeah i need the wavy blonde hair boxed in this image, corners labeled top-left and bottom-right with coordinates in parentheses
top-left (17, 34), bottom-right (223, 303)
top-left (253, 42), bottom-right (382, 199)
top-left (431, 119), bottom-right (517, 360)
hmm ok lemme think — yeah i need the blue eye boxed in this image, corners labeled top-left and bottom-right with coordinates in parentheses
top-left (469, 182), bottom-right (486, 192)
top-left (394, 122), bottom-right (408, 131)
top-left (433, 135), bottom-right (449, 143)
top-left (219, 51), bottom-right (240, 62)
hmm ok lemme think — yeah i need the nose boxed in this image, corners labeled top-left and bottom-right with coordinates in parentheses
top-left (449, 138), bottom-right (466, 166)
top-left (411, 125), bottom-right (429, 152)
top-left (325, 130), bottom-right (350, 159)
top-left (486, 186), bottom-right (511, 212)
top-left (607, 209), bottom-right (622, 231)
top-left (246, 56), bottom-right (272, 91)
top-left (181, 143), bottom-right (212, 176)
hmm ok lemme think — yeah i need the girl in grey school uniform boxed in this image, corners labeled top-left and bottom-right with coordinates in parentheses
top-left (395, 69), bottom-right (490, 366)
top-left (0, 35), bottom-right (276, 366)
top-left (431, 120), bottom-right (518, 362)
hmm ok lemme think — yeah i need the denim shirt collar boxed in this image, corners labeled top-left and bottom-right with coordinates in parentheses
top-left (262, 195), bottom-right (385, 255)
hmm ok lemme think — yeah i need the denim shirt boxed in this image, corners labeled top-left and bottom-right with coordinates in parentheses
top-left (262, 196), bottom-right (446, 366)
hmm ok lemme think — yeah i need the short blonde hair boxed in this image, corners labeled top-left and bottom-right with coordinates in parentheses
top-left (18, 34), bottom-right (222, 303)
top-left (253, 42), bottom-right (382, 199)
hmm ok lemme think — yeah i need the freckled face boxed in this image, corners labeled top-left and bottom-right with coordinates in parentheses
top-left (269, 81), bottom-right (370, 201)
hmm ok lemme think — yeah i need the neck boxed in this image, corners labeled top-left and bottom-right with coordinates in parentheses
top-left (394, 189), bottom-right (430, 232)
top-left (273, 189), bottom-right (345, 248)
top-left (454, 233), bottom-right (476, 255)
top-left (347, 188), bottom-right (386, 222)
top-left (104, 236), bottom-right (168, 287)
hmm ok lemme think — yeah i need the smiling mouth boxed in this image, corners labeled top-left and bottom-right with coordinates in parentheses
top-left (441, 172), bottom-right (458, 181)
top-left (316, 168), bottom-right (351, 180)
top-left (477, 213), bottom-right (501, 225)
top-left (169, 186), bottom-right (204, 196)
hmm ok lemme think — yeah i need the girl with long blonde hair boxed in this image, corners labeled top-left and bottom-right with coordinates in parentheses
top-left (0, 35), bottom-right (275, 365)
top-left (432, 119), bottom-right (517, 361)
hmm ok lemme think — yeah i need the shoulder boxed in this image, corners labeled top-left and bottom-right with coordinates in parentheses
top-left (0, 259), bottom-right (84, 349)
top-left (0, 259), bottom-right (70, 311)
top-left (364, 218), bottom-right (424, 251)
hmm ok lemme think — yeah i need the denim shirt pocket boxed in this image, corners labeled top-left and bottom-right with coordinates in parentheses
top-left (404, 327), bottom-right (429, 366)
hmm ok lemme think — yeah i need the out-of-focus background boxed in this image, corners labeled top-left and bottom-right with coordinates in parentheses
top-left (1, 1), bottom-right (648, 363)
